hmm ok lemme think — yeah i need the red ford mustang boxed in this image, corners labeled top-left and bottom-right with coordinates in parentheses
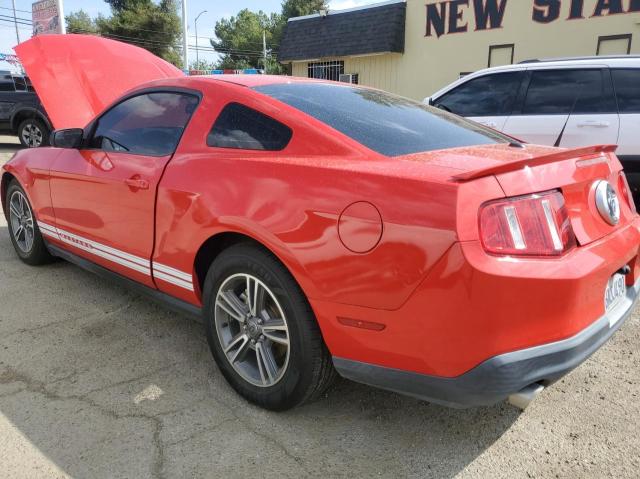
top-left (2, 36), bottom-right (639, 411)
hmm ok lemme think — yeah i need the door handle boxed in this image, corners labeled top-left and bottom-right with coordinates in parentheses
top-left (577, 120), bottom-right (610, 128)
top-left (125, 177), bottom-right (149, 190)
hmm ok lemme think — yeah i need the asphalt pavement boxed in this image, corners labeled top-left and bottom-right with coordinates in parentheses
top-left (0, 136), bottom-right (639, 478)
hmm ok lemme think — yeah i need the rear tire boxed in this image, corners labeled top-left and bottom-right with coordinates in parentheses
top-left (203, 243), bottom-right (335, 411)
top-left (18, 118), bottom-right (50, 148)
top-left (5, 180), bottom-right (54, 265)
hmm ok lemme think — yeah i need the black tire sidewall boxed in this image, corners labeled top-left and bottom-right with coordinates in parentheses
top-left (18, 118), bottom-right (50, 148)
top-left (203, 245), bottom-right (320, 411)
top-left (5, 180), bottom-right (52, 265)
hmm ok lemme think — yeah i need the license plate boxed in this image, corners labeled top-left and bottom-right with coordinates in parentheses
top-left (605, 273), bottom-right (627, 324)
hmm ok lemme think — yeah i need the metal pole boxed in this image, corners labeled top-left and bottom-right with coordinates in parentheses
top-left (57, 0), bottom-right (66, 34)
top-left (181, 0), bottom-right (188, 71)
top-left (194, 10), bottom-right (207, 68)
top-left (11, 0), bottom-right (19, 43)
top-left (263, 30), bottom-right (267, 73)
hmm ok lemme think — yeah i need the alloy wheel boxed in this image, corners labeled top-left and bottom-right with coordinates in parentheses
top-left (8, 190), bottom-right (35, 253)
top-left (22, 123), bottom-right (43, 148)
top-left (214, 273), bottom-right (290, 387)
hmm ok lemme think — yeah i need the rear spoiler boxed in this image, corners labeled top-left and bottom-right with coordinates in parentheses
top-left (452, 145), bottom-right (618, 182)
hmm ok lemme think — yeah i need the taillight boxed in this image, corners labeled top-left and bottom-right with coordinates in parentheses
top-left (479, 190), bottom-right (576, 256)
top-left (618, 172), bottom-right (636, 213)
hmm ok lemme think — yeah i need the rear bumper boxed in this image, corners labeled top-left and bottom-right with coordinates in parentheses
top-left (333, 278), bottom-right (639, 408)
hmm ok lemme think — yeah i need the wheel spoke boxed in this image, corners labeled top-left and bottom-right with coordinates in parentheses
top-left (216, 291), bottom-right (248, 322)
top-left (226, 334), bottom-right (251, 363)
top-left (9, 201), bottom-right (21, 219)
top-left (250, 279), bottom-right (266, 317)
top-left (262, 318), bottom-right (287, 331)
top-left (262, 331), bottom-right (289, 346)
top-left (15, 225), bottom-right (24, 240)
top-left (256, 342), bottom-right (278, 384)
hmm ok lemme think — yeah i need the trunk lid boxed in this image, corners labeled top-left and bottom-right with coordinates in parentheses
top-left (14, 34), bottom-right (183, 130)
top-left (400, 143), bottom-right (635, 246)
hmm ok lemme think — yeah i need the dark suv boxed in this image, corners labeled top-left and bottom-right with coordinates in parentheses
top-left (0, 72), bottom-right (51, 147)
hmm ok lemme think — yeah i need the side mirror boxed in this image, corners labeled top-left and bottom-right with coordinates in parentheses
top-left (51, 128), bottom-right (84, 149)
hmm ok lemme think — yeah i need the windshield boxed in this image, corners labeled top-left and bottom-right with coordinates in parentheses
top-left (254, 83), bottom-right (510, 157)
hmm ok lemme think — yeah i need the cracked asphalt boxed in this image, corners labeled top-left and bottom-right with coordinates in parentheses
top-left (1, 136), bottom-right (640, 478)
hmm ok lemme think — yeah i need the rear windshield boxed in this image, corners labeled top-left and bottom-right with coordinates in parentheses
top-left (254, 83), bottom-right (509, 157)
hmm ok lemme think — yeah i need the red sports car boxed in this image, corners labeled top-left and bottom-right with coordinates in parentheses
top-left (3, 36), bottom-right (639, 411)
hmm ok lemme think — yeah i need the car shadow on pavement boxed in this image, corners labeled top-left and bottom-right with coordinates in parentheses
top-left (0, 226), bottom-right (519, 478)
top-left (0, 141), bottom-right (22, 155)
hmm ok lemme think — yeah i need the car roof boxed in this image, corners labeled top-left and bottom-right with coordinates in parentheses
top-left (429, 55), bottom-right (640, 101)
top-left (145, 74), bottom-right (332, 90)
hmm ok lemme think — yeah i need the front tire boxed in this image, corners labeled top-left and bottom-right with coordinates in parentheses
top-left (203, 244), bottom-right (335, 411)
top-left (18, 118), bottom-right (50, 148)
top-left (5, 180), bottom-right (53, 265)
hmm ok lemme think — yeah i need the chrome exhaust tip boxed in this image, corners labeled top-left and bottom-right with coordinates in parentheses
top-left (508, 383), bottom-right (545, 410)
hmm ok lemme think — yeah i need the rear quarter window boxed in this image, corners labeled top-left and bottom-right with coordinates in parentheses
top-left (612, 69), bottom-right (640, 114)
top-left (207, 103), bottom-right (292, 151)
top-left (254, 83), bottom-right (508, 157)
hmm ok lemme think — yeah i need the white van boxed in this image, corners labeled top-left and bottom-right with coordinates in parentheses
top-left (426, 56), bottom-right (640, 201)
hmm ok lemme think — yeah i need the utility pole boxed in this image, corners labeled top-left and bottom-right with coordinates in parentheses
top-left (181, 0), bottom-right (188, 71)
top-left (57, 0), bottom-right (66, 34)
top-left (11, 0), bottom-right (19, 43)
top-left (194, 10), bottom-right (207, 67)
top-left (263, 30), bottom-right (267, 73)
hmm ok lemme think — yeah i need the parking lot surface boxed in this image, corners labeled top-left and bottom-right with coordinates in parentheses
top-left (0, 136), bottom-right (639, 478)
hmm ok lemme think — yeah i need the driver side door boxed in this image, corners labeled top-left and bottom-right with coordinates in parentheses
top-left (48, 90), bottom-right (199, 287)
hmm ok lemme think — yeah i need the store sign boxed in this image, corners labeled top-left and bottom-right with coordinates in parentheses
top-left (32, 0), bottom-right (61, 36)
top-left (426, 0), bottom-right (640, 38)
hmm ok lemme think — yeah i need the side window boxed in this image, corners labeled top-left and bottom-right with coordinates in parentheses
top-left (522, 69), bottom-right (615, 115)
top-left (207, 102), bottom-right (292, 151)
top-left (612, 69), bottom-right (640, 114)
top-left (12, 76), bottom-right (27, 92)
top-left (435, 72), bottom-right (524, 117)
top-left (90, 92), bottom-right (199, 156)
top-left (0, 74), bottom-right (15, 92)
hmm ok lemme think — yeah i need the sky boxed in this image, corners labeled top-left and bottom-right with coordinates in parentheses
top-left (0, 0), bottom-right (380, 68)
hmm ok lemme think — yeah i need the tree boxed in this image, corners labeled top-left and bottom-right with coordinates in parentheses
top-left (189, 59), bottom-right (217, 72)
top-left (211, 9), bottom-right (281, 72)
top-left (281, 0), bottom-right (328, 19)
top-left (66, 0), bottom-right (183, 67)
top-left (66, 10), bottom-right (98, 34)
top-left (211, 1), bottom-right (328, 72)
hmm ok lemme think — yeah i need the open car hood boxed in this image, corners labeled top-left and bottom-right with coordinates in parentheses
top-left (14, 34), bottom-right (184, 130)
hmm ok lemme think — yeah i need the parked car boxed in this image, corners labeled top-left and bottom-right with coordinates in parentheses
top-left (3, 36), bottom-right (640, 411)
top-left (0, 72), bottom-right (51, 148)
top-left (425, 56), bottom-right (640, 204)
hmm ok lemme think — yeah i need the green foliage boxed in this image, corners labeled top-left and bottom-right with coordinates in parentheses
top-left (66, 10), bottom-right (98, 34)
top-left (189, 59), bottom-right (217, 72)
top-left (66, 0), bottom-right (183, 67)
top-left (212, 0), bottom-right (328, 72)
top-left (281, 0), bottom-right (328, 19)
top-left (211, 9), bottom-right (281, 71)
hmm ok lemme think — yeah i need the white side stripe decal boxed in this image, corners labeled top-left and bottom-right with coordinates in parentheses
top-left (38, 221), bottom-right (194, 291)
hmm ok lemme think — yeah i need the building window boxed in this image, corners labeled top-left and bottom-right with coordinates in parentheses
top-left (597, 34), bottom-right (632, 55)
top-left (308, 61), bottom-right (344, 81)
top-left (488, 44), bottom-right (515, 68)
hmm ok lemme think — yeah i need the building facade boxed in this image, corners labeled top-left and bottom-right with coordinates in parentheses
top-left (279, 0), bottom-right (640, 100)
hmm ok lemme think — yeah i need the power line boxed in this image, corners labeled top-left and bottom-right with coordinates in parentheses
top-left (0, 5), bottom-right (31, 15)
top-left (0, 21), bottom-right (31, 31)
